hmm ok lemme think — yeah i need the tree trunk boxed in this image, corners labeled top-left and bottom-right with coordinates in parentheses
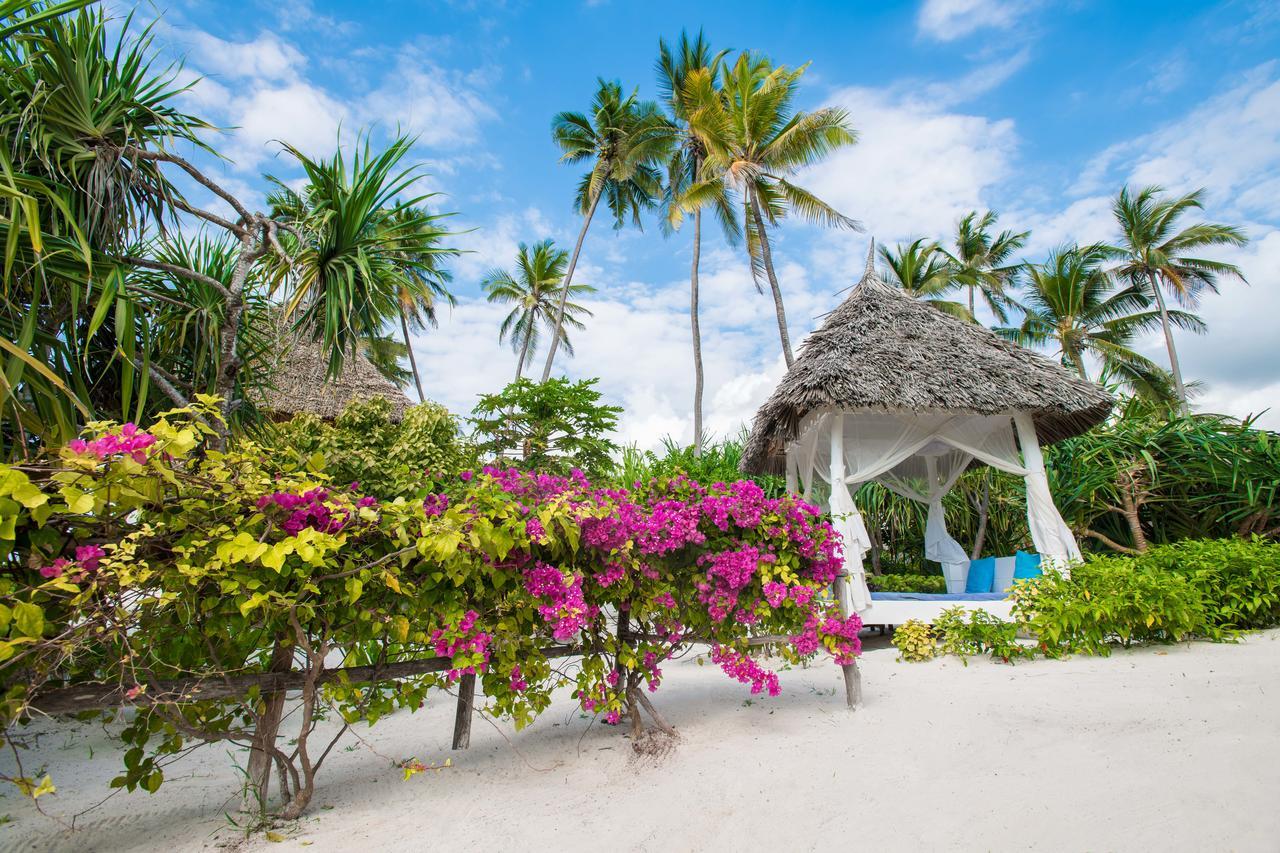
top-left (748, 190), bottom-right (794, 368)
top-left (400, 308), bottom-right (426, 403)
top-left (246, 640), bottom-right (293, 813)
top-left (968, 284), bottom-right (976, 319)
top-left (690, 209), bottom-right (705, 457)
top-left (970, 473), bottom-right (990, 560)
top-left (541, 190), bottom-right (603, 382)
top-left (214, 230), bottom-right (258, 445)
top-left (1148, 271), bottom-right (1189, 412)
top-left (514, 322), bottom-right (534, 383)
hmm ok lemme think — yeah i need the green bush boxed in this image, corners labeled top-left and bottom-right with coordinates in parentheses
top-left (933, 606), bottom-right (1030, 664)
top-left (868, 573), bottom-right (947, 593)
top-left (1136, 538), bottom-right (1280, 635)
top-left (1014, 559), bottom-right (1207, 656)
top-left (892, 620), bottom-right (936, 662)
top-left (268, 398), bottom-right (475, 499)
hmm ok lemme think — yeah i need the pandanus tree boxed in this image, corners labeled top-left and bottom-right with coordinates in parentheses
top-left (686, 52), bottom-right (860, 367)
top-left (657, 30), bottom-right (738, 455)
top-left (482, 240), bottom-right (594, 382)
top-left (945, 210), bottom-right (1028, 322)
top-left (998, 244), bottom-right (1205, 401)
top-left (266, 134), bottom-right (457, 383)
top-left (1105, 185), bottom-right (1247, 410)
top-left (878, 238), bottom-right (972, 321)
top-left (540, 80), bottom-right (672, 381)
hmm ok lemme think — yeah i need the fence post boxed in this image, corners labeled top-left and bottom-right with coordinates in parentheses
top-left (451, 673), bottom-right (476, 750)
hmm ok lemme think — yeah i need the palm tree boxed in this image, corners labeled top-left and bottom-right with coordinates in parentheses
top-left (945, 210), bottom-right (1027, 322)
top-left (484, 240), bottom-right (595, 382)
top-left (657, 30), bottom-right (737, 455)
top-left (998, 244), bottom-right (1205, 400)
top-left (878, 239), bottom-right (972, 321)
top-left (540, 80), bottom-right (672, 381)
top-left (380, 204), bottom-right (458, 403)
top-left (686, 52), bottom-right (860, 367)
top-left (1106, 185), bottom-right (1247, 409)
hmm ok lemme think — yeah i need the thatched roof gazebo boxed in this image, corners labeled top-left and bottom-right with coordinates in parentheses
top-left (741, 243), bottom-right (1113, 626)
top-left (255, 328), bottom-right (411, 422)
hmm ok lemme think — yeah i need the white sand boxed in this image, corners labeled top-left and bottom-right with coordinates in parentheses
top-left (3, 630), bottom-right (1279, 853)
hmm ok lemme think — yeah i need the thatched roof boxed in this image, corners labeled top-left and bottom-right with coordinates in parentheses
top-left (740, 243), bottom-right (1113, 475)
top-left (255, 326), bottom-right (411, 422)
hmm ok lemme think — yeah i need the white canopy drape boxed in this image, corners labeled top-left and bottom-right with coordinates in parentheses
top-left (786, 409), bottom-right (1081, 607)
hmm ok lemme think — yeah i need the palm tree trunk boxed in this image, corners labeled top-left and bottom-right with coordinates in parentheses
top-left (691, 209), bottom-right (705, 458)
top-left (515, 322), bottom-right (534, 383)
top-left (1148, 272), bottom-right (1189, 412)
top-left (400, 308), bottom-right (426, 403)
top-left (749, 190), bottom-right (795, 367)
top-left (541, 190), bottom-right (603, 382)
top-left (968, 284), bottom-right (976, 319)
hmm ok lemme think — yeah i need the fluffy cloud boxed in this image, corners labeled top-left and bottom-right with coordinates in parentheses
top-left (800, 85), bottom-right (1019, 254)
top-left (916, 0), bottom-right (1036, 41)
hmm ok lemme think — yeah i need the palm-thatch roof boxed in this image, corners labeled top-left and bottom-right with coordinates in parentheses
top-left (255, 325), bottom-right (411, 422)
top-left (740, 243), bottom-right (1113, 475)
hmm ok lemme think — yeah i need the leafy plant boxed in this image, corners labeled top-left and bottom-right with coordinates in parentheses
top-left (867, 573), bottom-right (947, 594)
top-left (470, 378), bottom-right (621, 478)
top-left (892, 620), bottom-right (936, 662)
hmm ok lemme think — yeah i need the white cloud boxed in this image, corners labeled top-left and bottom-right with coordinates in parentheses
top-left (363, 56), bottom-right (498, 150)
top-left (916, 0), bottom-right (1035, 41)
top-left (1079, 64), bottom-right (1280, 220)
top-left (801, 85), bottom-right (1019, 250)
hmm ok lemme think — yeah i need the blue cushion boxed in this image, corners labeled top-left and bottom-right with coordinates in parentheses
top-left (1013, 551), bottom-right (1043, 579)
top-left (965, 556), bottom-right (996, 593)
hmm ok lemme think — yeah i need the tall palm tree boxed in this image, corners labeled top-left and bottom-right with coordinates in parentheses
top-left (380, 204), bottom-right (458, 403)
top-left (484, 240), bottom-right (594, 382)
top-left (878, 239), bottom-right (972, 321)
top-left (1106, 185), bottom-right (1247, 409)
top-left (540, 80), bottom-right (672, 381)
top-left (686, 52), bottom-right (860, 367)
top-left (998, 244), bottom-right (1205, 400)
top-left (945, 210), bottom-right (1027, 322)
top-left (657, 30), bottom-right (737, 455)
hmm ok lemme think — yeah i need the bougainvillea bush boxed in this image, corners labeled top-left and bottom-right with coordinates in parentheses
top-left (0, 402), bottom-right (859, 819)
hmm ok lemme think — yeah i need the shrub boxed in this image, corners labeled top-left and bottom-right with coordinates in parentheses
top-left (269, 398), bottom-right (475, 499)
top-left (892, 620), bottom-right (936, 662)
top-left (1135, 538), bottom-right (1280, 635)
top-left (868, 573), bottom-right (947, 594)
top-left (1013, 560), bottom-right (1207, 656)
top-left (933, 606), bottom-right (1029, 664)
top-left (0, 408), bottom-right (861, 819)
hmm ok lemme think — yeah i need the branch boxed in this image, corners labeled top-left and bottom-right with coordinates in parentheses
top-left (122, 147), bottom-right (253, 225)
top-left (135, 181), bottom-right (244, 235)
top-left (1082, 529), bottom-right (1141, 555)
top-left (29, 644), bottom-right (579, 716)
top-left (122, 256), bottom-right (233, 300)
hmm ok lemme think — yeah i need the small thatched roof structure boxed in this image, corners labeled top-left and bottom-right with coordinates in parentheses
top-left (255, 326), bottom-right (411, 422)
top-left (740, 244), bottom-right (1113, 475)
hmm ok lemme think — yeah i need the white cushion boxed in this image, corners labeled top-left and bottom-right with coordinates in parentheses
top-left (992, 556), bottom-right (1017, 594)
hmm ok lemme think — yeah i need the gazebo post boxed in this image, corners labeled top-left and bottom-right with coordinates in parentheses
top-left (828, 414), bottom-right (862, 710)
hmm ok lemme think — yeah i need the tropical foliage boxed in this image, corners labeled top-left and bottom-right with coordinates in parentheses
top-left (0, 405), bottom-right (860, 817)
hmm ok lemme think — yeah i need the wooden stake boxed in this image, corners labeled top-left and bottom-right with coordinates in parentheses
top-left (451, 673), bottom-right (476, 750)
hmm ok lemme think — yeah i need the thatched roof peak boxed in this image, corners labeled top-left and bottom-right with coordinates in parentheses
top-left (740, 241), bottom-right (1113, 475)
top-left (254, 320), bottom-right (411, 422)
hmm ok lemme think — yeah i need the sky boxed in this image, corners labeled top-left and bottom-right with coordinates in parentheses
top-left (139, 0), bottom-right (1280, 446)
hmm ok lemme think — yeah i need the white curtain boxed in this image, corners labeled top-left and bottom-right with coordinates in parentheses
top-left (784, 409), bottom-right (1082, 609)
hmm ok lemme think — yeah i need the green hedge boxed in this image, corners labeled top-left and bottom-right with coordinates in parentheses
top-left (897, 539), bottom-right (1280, 663)
top-left (868, 573), bottom-right (947, 594)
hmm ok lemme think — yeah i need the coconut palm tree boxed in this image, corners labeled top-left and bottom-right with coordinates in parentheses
top-left (998, 244), bottom-right (1205, 400)
top-left (686, 52), bottom-right (860, 367)
top-left (657, 30), bottom-right (737, 455)
top-left (540, 80), bottom-right (672, 381)
top-left (484, 240), bottom-right (595, 382)
top-left (878, 239), bottom-right (972, 321)
top-left (945, 210), bottom-right (1027, 323)
top-left (380, 204), bottom-right (458, 403)
top-left (1105, 185), bottom-right (1247, 410)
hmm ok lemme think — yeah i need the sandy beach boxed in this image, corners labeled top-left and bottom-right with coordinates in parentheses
top-left (3, 630), bottom-right (1278, 853)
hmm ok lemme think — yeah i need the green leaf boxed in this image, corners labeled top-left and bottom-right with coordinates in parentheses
top-left (13, 601), bottom-right (43, 638)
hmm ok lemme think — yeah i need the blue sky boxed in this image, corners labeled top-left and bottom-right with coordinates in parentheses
top-left (143, 0), bottom-right (1280, 444)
